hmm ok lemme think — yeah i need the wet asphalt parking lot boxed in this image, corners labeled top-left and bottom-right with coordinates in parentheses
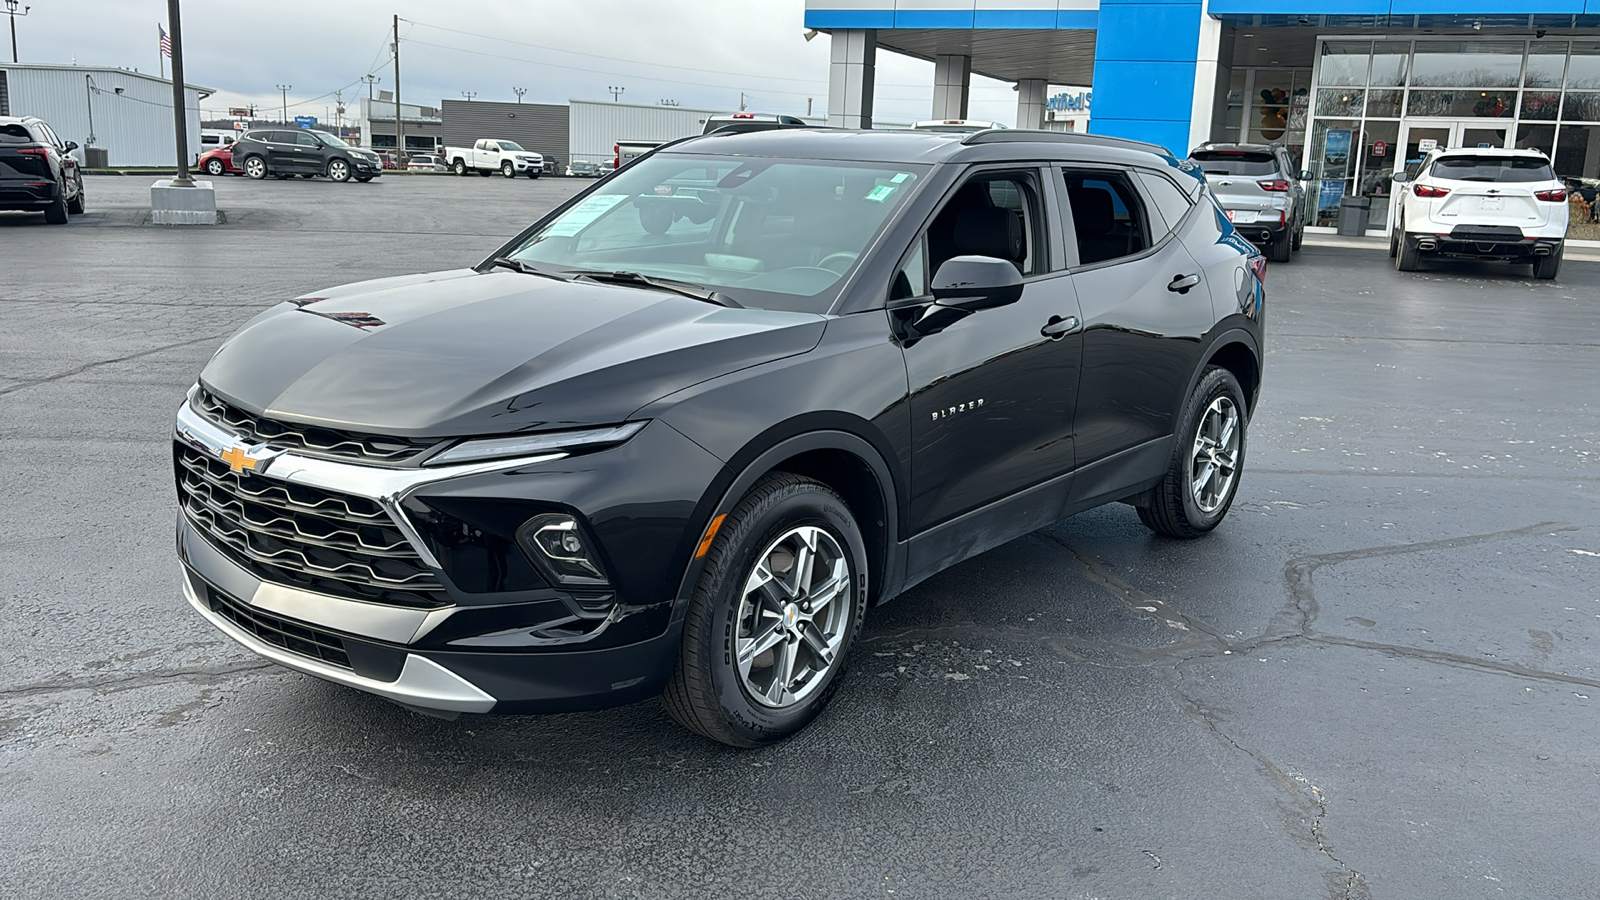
top-left (2, 173), bottom-right (1598, 899)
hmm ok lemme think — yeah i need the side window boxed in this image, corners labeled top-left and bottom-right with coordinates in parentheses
top-left (1136, 171), bottom-right (1195, 240)
top-left (890, 237), bottom-right (928, 301)
top-left (924, 170), bottom-right (1045, 278)
top-left (1063, 170), bottom-right (1151, 266)
top-left (295, 131), bottom-right (320, 147)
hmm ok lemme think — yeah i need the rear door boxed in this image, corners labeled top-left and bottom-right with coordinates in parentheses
top-left (1429, 154), bottom-right (1557, 232)
top-left (1058, 166), bottom-right (1215, 485)
top-left (263, 131), bottom-right (299, 172)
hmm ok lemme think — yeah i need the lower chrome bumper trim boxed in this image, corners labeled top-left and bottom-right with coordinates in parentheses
top-left (184, 576), bottom-right (497, 713)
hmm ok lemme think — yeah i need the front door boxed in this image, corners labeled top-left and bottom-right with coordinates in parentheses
top-left (896, 168), bottom-right (1083, 534)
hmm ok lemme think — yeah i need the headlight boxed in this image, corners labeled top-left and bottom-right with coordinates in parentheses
top-left (516, 513), bottom-right (609, 587)
top-left (425, 421), bottom-right (646, 466)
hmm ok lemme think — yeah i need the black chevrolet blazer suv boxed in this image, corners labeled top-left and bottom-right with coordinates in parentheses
top-left (174, 129), bottom-right (1265, 746)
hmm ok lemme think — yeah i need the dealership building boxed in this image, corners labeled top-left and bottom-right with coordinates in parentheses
top-left (805, 2), bottom-right (1600, 241)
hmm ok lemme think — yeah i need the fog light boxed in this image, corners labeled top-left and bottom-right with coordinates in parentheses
top-left (516, 514), bottom-right (610, 587)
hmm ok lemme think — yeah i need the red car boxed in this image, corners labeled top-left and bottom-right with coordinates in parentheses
top-left (198, 145), bottom-right (242, 176)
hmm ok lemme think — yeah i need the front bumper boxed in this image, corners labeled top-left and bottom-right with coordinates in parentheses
top-left (510, 158), bottom-right (542, 172)
top-left (351, 158), bottom-right (383, 177)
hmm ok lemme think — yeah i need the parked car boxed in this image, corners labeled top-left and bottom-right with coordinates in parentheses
top-left (1391, 147), bottom-right (1568, 279)
top-left (566, 159), bottom-right (603, 177)
top-left (1188, 142), bottom-right (1307, 263)
top-left (0, 115), bottom-right (85, 223)
top-left (199, 144), bottom-right (242, 177)
top-left (406, 153), bottom-right (448, 172)
top-left (701, 112), bottom-right (809, 135)
top-left (445, 139), bottom-right (544, 178)
top-left (613, 139), bottom-right (662, 169)
top-left (233, 129), bottom-right (383, 183)
top-left (377, 151), bottom-right (400, 170)
top-left (910, 120), bottom-right (1010, 133)
top-left (200, 129), bottom-right (237, 155)
top-left (173, 128), bottom-right (1264, 746)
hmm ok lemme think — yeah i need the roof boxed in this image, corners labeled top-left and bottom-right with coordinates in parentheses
top-left (0, 62), bottom-right (216, 97)
top-left (1430, 146), bottom-right (1549, 158)
top-left (1191, 142), bottom-right (1279, 154)
top-left (659, 126), bottom-right (1176, 167)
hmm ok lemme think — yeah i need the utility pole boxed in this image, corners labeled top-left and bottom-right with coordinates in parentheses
top-left (739, 91), bottom-right (748, 111)
top-left (166, 0), bottom-right (193, 184)
top-left (276, 84), bottom-right (291, 125)
top-left (4, 1), bottom-right (28, 65)
top-left (512, 86), bottom-right (526, 104)
top-left (807, 97), bottom-right (813, 117)
top-left (334, 89), bottom-right (344, 131)
top-left (608, 85), bottom-right (624, 103)
top-left (460, 91), bottom-right (475, 102)
top-left (393, 14), bottom-right (403, 160)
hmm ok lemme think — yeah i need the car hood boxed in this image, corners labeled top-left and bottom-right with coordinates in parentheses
top-left (199, 269), bottom-right (827, 437)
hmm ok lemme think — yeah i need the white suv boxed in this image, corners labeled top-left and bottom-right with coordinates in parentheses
top-left (1390, 148), bottom-right (1569, 279)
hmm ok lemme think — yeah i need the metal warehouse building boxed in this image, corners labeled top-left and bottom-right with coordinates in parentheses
top-left (805, 1), bottom-right (1600, 243)
top-left (0, 63), bottom-right (211, 167)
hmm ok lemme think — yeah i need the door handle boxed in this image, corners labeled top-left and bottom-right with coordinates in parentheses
top-left (1041, 315), bottom-right (1080, 339)
top-left (1168, 273), bottom-right (1201, 294)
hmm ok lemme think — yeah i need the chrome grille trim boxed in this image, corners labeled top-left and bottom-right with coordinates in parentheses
top-left (193, 387), bottom-right (440, 465)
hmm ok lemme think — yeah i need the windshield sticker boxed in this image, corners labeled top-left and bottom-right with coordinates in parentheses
top-left (653, 185), bottom-right (674, 195)
top-left (891, 173), bottom-right (912, 183)
top-left (542, 194), bottom-right (627, 236)
top-left (864, 184), bottom-right (898, 203)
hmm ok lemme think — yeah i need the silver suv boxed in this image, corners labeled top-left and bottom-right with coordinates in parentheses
top-left (1189, 142), bottom-right (1306, 263)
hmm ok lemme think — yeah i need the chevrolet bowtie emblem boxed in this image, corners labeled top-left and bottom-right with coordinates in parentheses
top-left (220, 446), bottom-right (258, 474)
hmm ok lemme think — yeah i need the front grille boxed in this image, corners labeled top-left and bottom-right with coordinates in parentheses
top-left (207, 585), bottom-right (353, 669)
top-left (193, 389), bottom-right (439, 465)
top-left (176, 443), bottom-right (450, 610)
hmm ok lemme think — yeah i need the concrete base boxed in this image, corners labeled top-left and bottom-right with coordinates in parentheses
top-left (150, 179), bottom-right (218, 226)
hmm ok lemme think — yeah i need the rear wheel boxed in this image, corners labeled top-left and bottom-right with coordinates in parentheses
top-left (1137, 367), bottom-right (1246, 539)
top-left (43, 188), bottom-right (69, 224)
top-left (453, 158), bottom-right (468, 176)
top-left (1532, 247), bottom-right (1562, 280)
top-left (1268, 234), bottom-right (1292, 263)
top-left (243, 156), bottom-right (267, 179)
top-left (1395, 232), bottom-right (1422, 272)
top-left (663, 473), bottom-right (866, 747)
top-left (1388, 226), bottom-right (1399, 258)
top-left (66, 177), bottom-right (85, 214)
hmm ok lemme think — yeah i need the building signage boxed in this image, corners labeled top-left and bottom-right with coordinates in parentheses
top-left (294, 115), bottom-right (318, 129)
top-left (228, 107), bottom-right (253, 117)
top-left (1323, 129), bottom-right (1352, 173)
top-left (1046, 91), bottom-right (1091, 112)
top-left (1417, 138), bottom-right (1438, 153)
top-left (1317, 180), bottom-right (1346, 219)
top-left (1371, 140), bottom-right (1386, 157)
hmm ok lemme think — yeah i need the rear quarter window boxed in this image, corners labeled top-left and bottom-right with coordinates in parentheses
top-left (1, 122), bottom-right (36, 143)
top-left (1191, 152), bottom-right (1278, 177)
top-left (1431, 156), bottom-right (1556, 183)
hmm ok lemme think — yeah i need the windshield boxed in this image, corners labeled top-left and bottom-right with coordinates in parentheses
top-left (318, 133), bottom-right (351, 147)
top-left (498, 141), bottom-right (527, 151)
top-left (1431, 155), bottom-right (1555, 183)
top-left (504, 154), bottom-right (927, 313)
top-left (1190, 151), bottom-right (1277, 177)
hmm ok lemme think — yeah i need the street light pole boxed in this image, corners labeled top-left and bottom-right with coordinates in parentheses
top-left (166, 0), bottom-right (193, 185)
top-left (393, 14), bottom-right (403, 160)
top-left (461, 91), bottom-right (475, 102)
top-left (512, 87), bottom-right (526, 104)
top-left (608, 85), bottom-right (624, 103)
top-left (3, 0), bottom-right (28, 64)
top-left (276, 84), bottom-right (291, 125)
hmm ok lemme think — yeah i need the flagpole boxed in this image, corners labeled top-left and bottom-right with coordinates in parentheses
top-left (159, 25), bottom-right (165, 79)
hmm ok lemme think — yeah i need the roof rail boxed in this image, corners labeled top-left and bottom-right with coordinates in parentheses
top-left (961, 129), bottom-right (1170, 156)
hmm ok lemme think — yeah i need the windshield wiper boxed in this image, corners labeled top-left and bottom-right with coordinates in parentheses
top-left (488, 257), bottom-right (570, 281)
top-left (569, 270), bottom-right (742, 308)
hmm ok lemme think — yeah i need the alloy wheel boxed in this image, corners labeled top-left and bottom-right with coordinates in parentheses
top-left (734, 525), bottom-right (853, 709)
top-left (329, 160), bottom-right (349, 182)
top-left (245, 157), bottom-right (265, 179)
top-left (206, 159), bottom-right (224, 176)
top-left (1189, 397), bottom-right (1241, 514)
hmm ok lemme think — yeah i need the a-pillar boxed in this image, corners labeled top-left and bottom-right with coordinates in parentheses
top-left (932, 54), bottom-right (971, 121)
top-left (1016, 79), bottom-right (1048, 130)
top-left (827, 30), bottom-right (877, 129)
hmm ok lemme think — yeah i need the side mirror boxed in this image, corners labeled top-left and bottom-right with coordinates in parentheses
top-left (930, 255), bottom-right (1024, 312)
top-left (1299, 170), bottom-right (1313, 180)
top-left (65, 141), bottom-right (79, 151)
top-left (1391, 171), bottom-right (1411, 184)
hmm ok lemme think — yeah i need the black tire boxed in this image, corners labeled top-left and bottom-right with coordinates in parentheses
top-left (527, 170), bottom-right (540, 179)
top-left (1291, 223), bottom-right (1304, 251)
top-left (1388, 226), bottom-right (1399, 258)
top-left (1268, 234), bottom-right (1292, 263)
top-left (501, 161), bottom-right (515, 178)
top-left (43, 188), bottom-right (68, 224)
top-left (1137, 366), bottom-right (1247, 539)
top-left (453, 158), bottom-right (468, 176)
top-left (663, 473), bottom-right (867, 747)
top-left (67, 177), bottom-right (85, 214)
top-left (204, 158), bottom-right (226, 177)
top-left (299, 173), bottom-right (316, 179)
top-left (1532, 248), bottom-right (1562, 280)
top-left (1395, 231), bottom-right (1422, 272)
top-left (355, 176), bottom-right (373, 183)
top-left (243, 155), bottom-right (267, 180)
top-left (478, 168), bottom-right (492, 177)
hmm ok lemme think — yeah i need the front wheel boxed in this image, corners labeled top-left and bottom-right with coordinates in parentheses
top-left (501, 161), bottom-right (515, 178)
top-left (327, 159), bottom-right (351, 182)
top-left (67, 177), bottom-right (86, 214)
top-left (243, 156), bottom-right (267, 180)
top-left (663, 473), bottom-right (866, 747)
top-left (1137, 366), bottom-right (1247, 539)
top-left (527, 170), bottom-right (540, 179)
top-left (1532, 247), bottom-right (1562, 280)
top-left (205, 158), bottom-right (226, 177)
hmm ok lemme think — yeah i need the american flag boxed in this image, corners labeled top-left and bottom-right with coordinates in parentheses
top-left (159, 26), bottom-right (172, 58)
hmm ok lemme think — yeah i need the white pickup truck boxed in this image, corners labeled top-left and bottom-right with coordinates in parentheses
top-left (444, 139), bottom-right (544, 179)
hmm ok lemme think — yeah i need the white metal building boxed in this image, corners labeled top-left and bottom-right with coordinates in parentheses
top-left (0, 63), bottom-right (212, 167)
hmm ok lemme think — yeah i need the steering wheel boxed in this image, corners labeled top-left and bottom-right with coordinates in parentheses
top-left (817, 251), bottom-right (859, 275)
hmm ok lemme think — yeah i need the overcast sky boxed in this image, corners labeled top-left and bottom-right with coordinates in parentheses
top-left (18, 0), bottom-right (1028, 125)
